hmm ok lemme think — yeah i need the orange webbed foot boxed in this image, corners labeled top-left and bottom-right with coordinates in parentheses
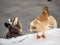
top-left (36, 34), bottom-right (41, 39)
top-left (41, 33), bottom-right (45, 39)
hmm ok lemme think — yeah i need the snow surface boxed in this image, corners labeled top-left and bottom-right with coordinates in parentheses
top-left (0, 28), bottom-right (60, 45)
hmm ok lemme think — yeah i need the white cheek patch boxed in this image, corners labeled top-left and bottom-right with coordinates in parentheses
top-left (8, 18), bottom-right (10, 22)
top-left (8, 18), bottom-right (12, 25)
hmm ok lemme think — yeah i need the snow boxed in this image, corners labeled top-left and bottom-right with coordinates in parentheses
top-left (0, 28), bottom-right (60, 45)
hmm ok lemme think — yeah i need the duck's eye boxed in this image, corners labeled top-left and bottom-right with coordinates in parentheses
top-left (10, 19), bottom-right (12, 22)
top-left (47, 0), bottom-right (52, 1)
top-left (31, 26), bottom-right (36, 29)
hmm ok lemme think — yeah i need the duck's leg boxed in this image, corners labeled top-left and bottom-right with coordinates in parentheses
top-left (41, 32), bottom-right (45, 39)
top-left (36, 33), bottom-right (41, 39)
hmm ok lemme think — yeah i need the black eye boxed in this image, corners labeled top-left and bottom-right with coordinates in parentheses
top-left (10, 19), bottom-right (12, 22)
top-left (47, 0), bottom-right (52, 1)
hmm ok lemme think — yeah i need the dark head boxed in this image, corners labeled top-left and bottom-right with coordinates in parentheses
top-left (4, 23), bottom-right (10, 28)
top-left (8, 17), bottom-right (19, 26)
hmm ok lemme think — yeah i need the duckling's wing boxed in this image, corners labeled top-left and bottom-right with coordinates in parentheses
top-left (48, 15), bottom-right (57, 28)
